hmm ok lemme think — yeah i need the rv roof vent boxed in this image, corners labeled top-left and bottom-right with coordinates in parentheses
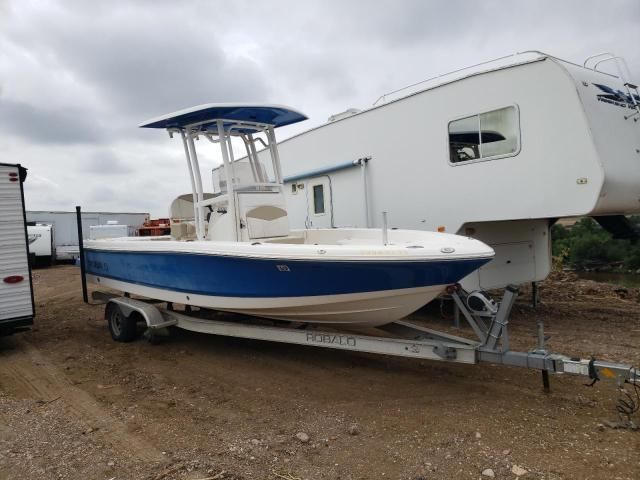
top-left (328, 108), bottom-right (361, 122)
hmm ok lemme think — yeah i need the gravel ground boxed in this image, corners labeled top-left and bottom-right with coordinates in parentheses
top-left (0, 265), bottom-right (638, 479)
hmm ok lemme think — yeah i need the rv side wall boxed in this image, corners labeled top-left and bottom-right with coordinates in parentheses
top-left (286, 166), bottom-right (368, 229)
top-left (560, 62), bottom-right (640, 215)
top-left (277, 59), bottom-right (605, 232)
top-left (0, 163), bottom-right (34, 331)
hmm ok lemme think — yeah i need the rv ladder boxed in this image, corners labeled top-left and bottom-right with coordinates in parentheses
top-left (584, 52), bottom-right (640, 121)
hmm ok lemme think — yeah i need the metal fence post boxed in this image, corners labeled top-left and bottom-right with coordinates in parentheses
top-left (76, 206), bottom-right (88, 303)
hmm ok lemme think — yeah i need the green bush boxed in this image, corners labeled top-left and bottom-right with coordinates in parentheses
top-left (551, 217), bottom-right (640, 271)
top-left (625, 250), bottom-right (640, 270)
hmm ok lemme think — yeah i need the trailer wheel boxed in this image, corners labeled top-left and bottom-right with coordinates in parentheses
top-left (106, 304), bottom-right (137, 342)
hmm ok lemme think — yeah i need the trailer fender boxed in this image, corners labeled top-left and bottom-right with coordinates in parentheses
top-left (106, 297), bottom-right (176, 330)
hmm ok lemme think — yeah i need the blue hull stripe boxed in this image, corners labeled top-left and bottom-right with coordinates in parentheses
top-left (84, 249), bottom-right (490, 298)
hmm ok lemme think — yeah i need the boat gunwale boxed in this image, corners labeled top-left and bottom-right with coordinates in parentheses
top-left (84, 247), bottom-right (495, 263)
top-left (83, 244), bottom-right (494, 263)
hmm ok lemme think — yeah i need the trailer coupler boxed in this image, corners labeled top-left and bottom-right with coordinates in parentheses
top-left (558, 357), bottom-right (639, 386)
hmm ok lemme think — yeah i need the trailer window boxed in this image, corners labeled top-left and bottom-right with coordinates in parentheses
top-left (449, 106), bottom-right (519, 164)
top-left (313, 184), bottom-right (325, 214)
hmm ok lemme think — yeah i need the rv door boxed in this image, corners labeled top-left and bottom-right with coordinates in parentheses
top-left (305, 176), bottom-right (333, 228)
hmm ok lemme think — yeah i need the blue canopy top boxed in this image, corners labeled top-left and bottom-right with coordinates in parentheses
top-left (139, 103), bottom-right (308, 133)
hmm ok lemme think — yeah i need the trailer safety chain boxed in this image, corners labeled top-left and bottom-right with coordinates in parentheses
top-left (585, 357), bottom-right (599, 387)
top-left (615, 368), bottom-right (639, 427)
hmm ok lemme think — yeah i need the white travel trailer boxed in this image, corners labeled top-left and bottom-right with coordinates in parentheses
top-left (26, 223), bottom-right (54, 265)
top-left (0, 163), bottom-right (34, 335)
top-left (26, 211), bottom-right (149, 261)
top-left (224, 51), bottom-right (640, 291)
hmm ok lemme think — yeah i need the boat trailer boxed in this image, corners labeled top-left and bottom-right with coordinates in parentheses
top-left (95, 284), bottom-right (639, 393)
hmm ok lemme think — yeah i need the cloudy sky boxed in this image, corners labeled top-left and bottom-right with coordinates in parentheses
top-left (1, 0), bottom-right (638, 217)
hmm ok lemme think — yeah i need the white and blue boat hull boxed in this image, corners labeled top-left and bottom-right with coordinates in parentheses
top-left (84, 237), bottom-right (492, 326)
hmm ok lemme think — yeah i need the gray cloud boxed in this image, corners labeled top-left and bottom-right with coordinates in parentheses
top-left (0, 98), bottom-right (106, 144)
top-left (1, 0), bottom-right (638, 216)
top-left (80, 151), bottom-right (135, 175)
top-left (4, 2), bottom-right (270, 119)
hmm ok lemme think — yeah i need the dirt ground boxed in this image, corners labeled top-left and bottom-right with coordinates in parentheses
top-left (0, 266), bottom-right (638, 480)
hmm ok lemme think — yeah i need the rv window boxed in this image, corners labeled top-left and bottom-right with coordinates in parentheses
top-left (449, 106), bottom-right (519, 163)
top-left (313, 184), bottom-right (325, 214)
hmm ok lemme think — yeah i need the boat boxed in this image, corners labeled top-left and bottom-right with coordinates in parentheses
top-left (84, 104), bottom-right (494, 326)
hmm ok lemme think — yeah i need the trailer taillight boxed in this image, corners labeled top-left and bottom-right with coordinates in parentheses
top-left (3, 275), bottom-right (24, 284)
top-left (9, 172), bottom-right (18, 182)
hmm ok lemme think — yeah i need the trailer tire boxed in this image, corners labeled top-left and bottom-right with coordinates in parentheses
top-left (106, 304), bottom-right (137, 342)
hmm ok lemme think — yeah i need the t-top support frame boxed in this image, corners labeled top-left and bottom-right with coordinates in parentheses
top-left (168, 119), bottom-right (284, 241)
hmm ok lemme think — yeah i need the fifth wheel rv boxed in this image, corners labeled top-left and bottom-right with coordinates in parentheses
top-left (221, 51), bottom-right (640, 291)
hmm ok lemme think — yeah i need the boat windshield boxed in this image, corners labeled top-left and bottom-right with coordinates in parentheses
top-left (211, 139), bottom-right (279, 194)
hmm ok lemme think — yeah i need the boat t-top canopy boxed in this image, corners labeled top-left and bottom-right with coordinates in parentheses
top-left (141, 103), bottom-right (307, 242)
top-left (139, 103), bottom-right (308, 134)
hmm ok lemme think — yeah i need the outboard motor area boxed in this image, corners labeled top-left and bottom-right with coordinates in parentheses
top-left (593, 215), bottom-right (640, 241)
top-left (466, 290), bottom-right (498, 317)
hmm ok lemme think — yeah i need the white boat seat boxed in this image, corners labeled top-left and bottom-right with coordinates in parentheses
top-left (246, 205), bottom-right (287, 222)
top-left (241, 198), bottom-right (290, 240)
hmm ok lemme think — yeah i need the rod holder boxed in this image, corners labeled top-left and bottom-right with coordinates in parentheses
top-left (382, 211), bottom-right (388, 245)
